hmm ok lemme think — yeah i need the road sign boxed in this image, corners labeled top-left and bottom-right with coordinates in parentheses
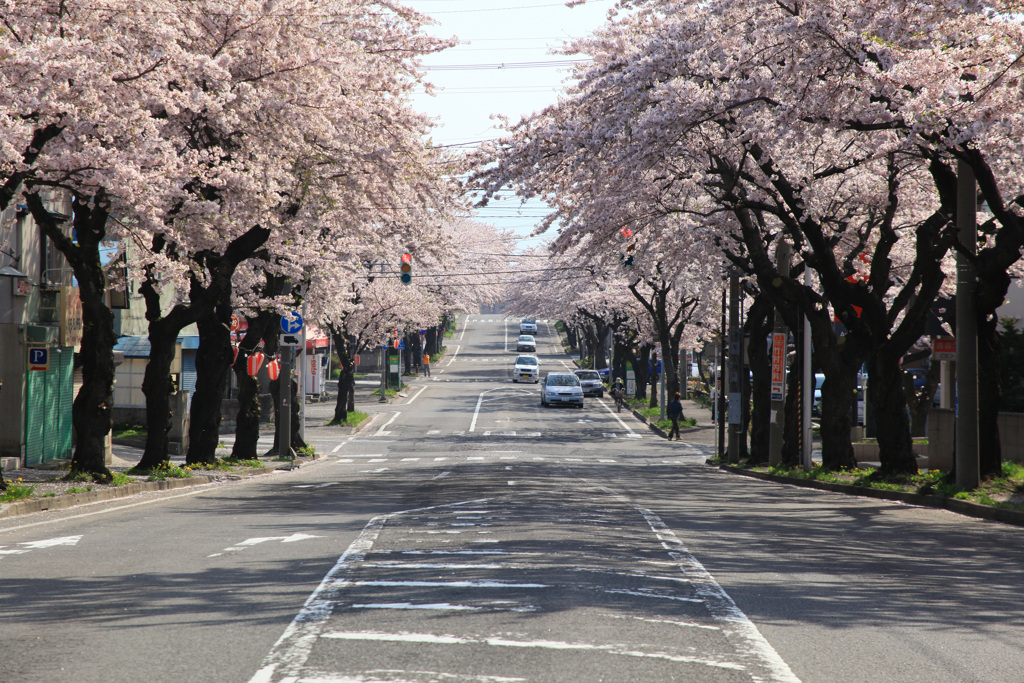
top-left (230, 314), bottom-right (240, 332)
top-left (280, 334), bottom-right (301, 346)
top-left (398, 340), bottom-right (405, 350)
top-left (281, 312), bottom-right (304, 334)
top-left (933, 336), bottom-right (956, 361)
top-left (28, 347), bottom-right (49, 371)
top-left (771, 332), bottom-right (787, 401)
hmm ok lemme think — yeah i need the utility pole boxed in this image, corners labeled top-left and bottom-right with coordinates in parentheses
top-left (769, 241), bottom-right (792, 466)
top-left (718, 285), bottom-right (727, 459)
top-left (956, 158), bottom-right (979, 490)
top-left (278, 344), bottom-right (295, 460)
top-left (727, 269), bottom-right (742, 463)
top-left (802, 265), bottom-right (813, 469)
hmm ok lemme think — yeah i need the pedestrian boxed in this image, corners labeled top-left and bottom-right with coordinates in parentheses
top-left (422, 352), bottom-right (431, 377)
top-left (668, 391), bottom-right (684, 440)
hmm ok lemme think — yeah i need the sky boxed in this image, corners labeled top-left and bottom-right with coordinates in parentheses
top-left (403, 0), bottom-right (616, 250)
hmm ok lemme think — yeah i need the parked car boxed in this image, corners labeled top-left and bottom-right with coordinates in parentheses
top-left (516, 334), bottom-right (536, 352)
top-left (520, 317), bottom-right (538, 334)
top-left (512, 355), bottom-right (541, 383)
top-left (540, 372), bottom-right (584, 407)
top-left (573, 369), bottom-right (604, 397)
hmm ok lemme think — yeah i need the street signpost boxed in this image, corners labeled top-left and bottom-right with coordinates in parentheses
top-left (933, 337), bottom-right (956, 361)
top-left (277, 312), bottom-right (303, 460)
top-left (625, 361), bottom-right (636, 397)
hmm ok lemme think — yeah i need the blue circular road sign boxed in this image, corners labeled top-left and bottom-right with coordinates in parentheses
top-left (281, 312), bottom-right (304, 334)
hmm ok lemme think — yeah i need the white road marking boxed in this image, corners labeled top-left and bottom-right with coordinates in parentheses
top-left (318, 632), bottom-right (746, 671)
top-left (596, 398), bottom-right (641, 438)
top-left (433, 457), bottom-right (449, 462)
top-left (458, 317), bottom-right (469, 341)
top-left (446, 344), bottom-right (461, 366)
top-left (211, 533), bottom-right (320, 558)
top-left (401, 457), bottom-right (421, 462)
top-left (427, 429), bottom-right (441, 434)
top-left (407, 385), bottom-right (429, 404)
top-left (376, 412), bottom-right (401, 436)
top-left (346, 580), bottom-right (548, 588)
top-left (18, 535), bottom-right (82, 549)
top-left (351, 602), bottom-right (481, 611)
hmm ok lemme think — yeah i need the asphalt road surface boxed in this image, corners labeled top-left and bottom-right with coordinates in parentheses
top-left (3, 314), bottom-right (1024, 682)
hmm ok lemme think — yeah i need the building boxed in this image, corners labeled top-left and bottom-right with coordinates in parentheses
top-left (0, 191), bottom-right (80, 469)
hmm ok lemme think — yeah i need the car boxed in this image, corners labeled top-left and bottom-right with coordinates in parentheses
top-left (516, 334), bottom-right (536, 352)
top-left (512, 354), bottom-right (541, 383)
top-left (540, 372), bottom-right (584, 407)
top-left (573, 369), bottom-right (604, 397)
top-left (520, 317), bottom-right (538, 334)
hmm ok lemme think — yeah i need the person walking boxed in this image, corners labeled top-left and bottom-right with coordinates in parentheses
top-left (668, 391), bottom-right (684, 440)
top-left (422, 352), bottom-right (431, 377)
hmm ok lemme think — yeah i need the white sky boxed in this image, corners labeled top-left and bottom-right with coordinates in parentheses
top-left (403, 0), bottom-right (616, 249)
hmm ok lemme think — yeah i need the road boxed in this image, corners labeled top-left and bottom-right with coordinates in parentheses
top-left (2, 314), bottom-right (1024, 682)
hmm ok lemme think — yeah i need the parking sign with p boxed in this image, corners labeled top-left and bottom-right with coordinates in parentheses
top-left (28, 347), bottom-right (49, 371)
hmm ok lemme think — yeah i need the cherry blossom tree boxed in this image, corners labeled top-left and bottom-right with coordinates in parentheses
top-left (128, 0), bottom-right (453, 470)
top-left (478, 0), bottom-right (1024, 475)
top-left (0, 0), bottom-right (202, 481)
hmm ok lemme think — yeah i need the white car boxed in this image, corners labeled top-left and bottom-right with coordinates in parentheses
top-left (520, 318), bottom-right (538, 334)
top-left (540, 372), bottom-right (584, 408)
top-left (516, 334), bottom-right (536, 352)
top-left (512, 355), bottom-right (540, 383)
top-left (573, 369), bottom-right (604, 397)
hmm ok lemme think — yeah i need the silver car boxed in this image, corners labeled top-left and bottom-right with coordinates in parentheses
top-left (573, 369), bottom-right (604, 397)
top-left (516, 334), bottom-right (536, 352)
top-left (540, 372), bottom-right (584, 408)
top-left (520, 317), bottom-right (538, 334)
top-left (512, 354), bottom-right (540, 383)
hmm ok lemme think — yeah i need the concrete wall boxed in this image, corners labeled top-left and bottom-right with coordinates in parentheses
top-left (927, 409), bottom-right (1024, 470)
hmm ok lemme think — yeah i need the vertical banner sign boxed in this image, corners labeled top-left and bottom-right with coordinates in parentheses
top-left (625, 361), bottom-right (636, 396)
top-left (771, 332), bottom-right (787, 401)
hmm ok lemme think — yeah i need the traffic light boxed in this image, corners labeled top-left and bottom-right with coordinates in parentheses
top-left (400, 252), bottom-right (412, 284)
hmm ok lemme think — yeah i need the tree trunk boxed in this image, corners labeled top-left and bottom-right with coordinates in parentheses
top-left (634, 344), bottom-right (651, 401)
top-left (867, 351), bottom-right (918, 475)
top-left (187, 303), bottom-right (233, 465)
top-left (330, 330), bottom-right (356, 425)
top-left (27, 191), bottom-right (115, 483)
top-left (138, 320), bottom-right (178, 472)
top-left (747, 298), bottom-right (772, 464)
top-left (231, 316), bottom-right (270, 461)
top-left (977, 311), bottom-right (1003, 477)
top-left (905, 360), bottom-right (940, 438)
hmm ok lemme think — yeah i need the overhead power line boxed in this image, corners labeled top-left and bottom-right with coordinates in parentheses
top-left (424, 59), bottom-right (591, 71)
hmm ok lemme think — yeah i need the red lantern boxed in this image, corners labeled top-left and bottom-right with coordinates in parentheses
top-left (247, 351), bottom-right (265, 377)
top-left (267, 358), bottom-right (280, 381)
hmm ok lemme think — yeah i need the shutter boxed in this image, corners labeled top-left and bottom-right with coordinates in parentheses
top-left (24, 347), bottom-right (73, 466)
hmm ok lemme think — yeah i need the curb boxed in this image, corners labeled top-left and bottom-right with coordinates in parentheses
top-left (0, 456), bottom-right (322, 520)
top-left (717, 463), bottom-right (1024, 528)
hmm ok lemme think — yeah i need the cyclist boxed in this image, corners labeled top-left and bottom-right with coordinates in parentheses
top-left (612, 377), bottom-right (626, 412)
